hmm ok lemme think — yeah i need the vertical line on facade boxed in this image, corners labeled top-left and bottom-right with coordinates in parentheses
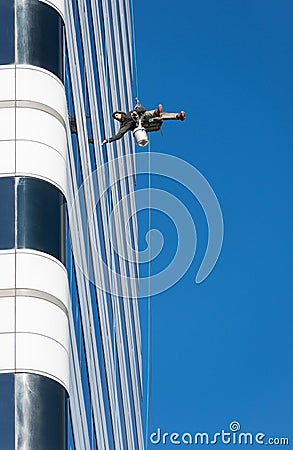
top-left (13, 0), bottom-right (17, 376)
top-left (14, 3), bottom-right (18, 447)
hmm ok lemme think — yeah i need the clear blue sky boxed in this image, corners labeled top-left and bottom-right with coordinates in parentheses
top-left (134, 1), bottom-right (293, 447)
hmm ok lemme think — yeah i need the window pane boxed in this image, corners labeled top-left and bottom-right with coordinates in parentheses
top-left (16, 0), bottom-right (64, 80)
top-left (17, 177), bottom-right (66, 264)
top-left (0, 0), bottom-right (14, 64)
top-left (16, 373), bottom-right (68, 450)
top-left (0, 177), bottom-right (15, 249)
top-left (0, 374), bottom-right (14, 449)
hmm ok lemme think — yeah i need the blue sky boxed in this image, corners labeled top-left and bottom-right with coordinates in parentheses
top-left (134, 1), bottom-right (293, 447)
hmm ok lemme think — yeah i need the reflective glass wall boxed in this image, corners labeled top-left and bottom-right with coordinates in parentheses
top-left (65, 0), bottom-right (144, 448)
top-left (0, 0), bottom-right (63, 79)
top-left (0, 373), bottom-right (67, 450)
top-left (0, 177), bottom-right (65, 262)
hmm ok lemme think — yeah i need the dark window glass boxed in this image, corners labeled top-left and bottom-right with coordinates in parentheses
top-left (16, 373), bottom-right (68, 450)
top-left (0, 177), bottom-right (15, 249)
top-left (17, 177), bottom-right (66, 263)
top-left (0, 374), bottom-right (14, 449)
top-left (0, 0), bottom-right (14, 64)
top-left (16, 0), bottom-right (64, 80)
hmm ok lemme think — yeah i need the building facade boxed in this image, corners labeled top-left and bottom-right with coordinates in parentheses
top-left (0, 0), bottom-right (144, 449)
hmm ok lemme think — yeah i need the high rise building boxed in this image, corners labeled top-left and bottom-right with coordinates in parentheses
top-left (0, 0), bottom-right (144, 449)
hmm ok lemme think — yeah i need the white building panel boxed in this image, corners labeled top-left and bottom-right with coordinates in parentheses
top-left (0, 297), bottom-right (14, 333)
top-left (16, 296), bottom-right (68, 350)
top-left (16, 108), bottom-right (67, 160)
top-left (16, 140), bottom-right (67, 197)
top-left (0, 141), bottom-right (16, 175)
top-left (0, 108), bottom-right (15, 141)
top-left (0, 334), bottom-right (15, 371)
top-left (0, 252), bottom-right (15, 290)
top-left (16, 251), bottom-right (69, 310)
top-left (15, 333), bottom-right (69, 390)
top-left (0, 67), bottom-right (15, 102)
top-left (16, 66), bottom-right (67, 120)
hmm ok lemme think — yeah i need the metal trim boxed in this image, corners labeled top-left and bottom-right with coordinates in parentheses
top-left (0, 100), bottom-right (66, 127)
top-left (0, 288), bottom-right (68, 315)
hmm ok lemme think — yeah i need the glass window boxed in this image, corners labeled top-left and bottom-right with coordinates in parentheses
top-left (16, 0), bottom-right (64, 80)
top-left (0, 0), bottom-right (14, 64)
top-left (15, 373), bottom-right (67, 450)
top-left (0, 374), bottom-right (14, 449)
top-left (0, 177), bottom-right (15, 249)
top-left (17, 177), bottom-right (66, 264)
